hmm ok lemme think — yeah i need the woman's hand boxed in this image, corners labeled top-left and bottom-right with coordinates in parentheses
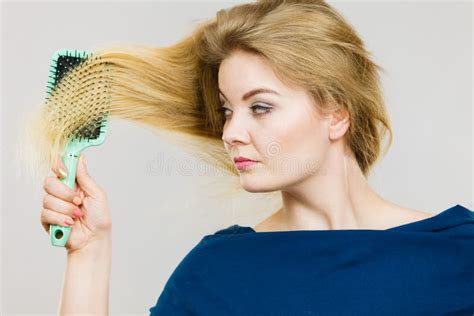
top-left (40, 154), bottom-right (112, 254)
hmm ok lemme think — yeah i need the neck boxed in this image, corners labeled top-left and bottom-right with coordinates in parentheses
top-left (276, 145), bottom-right (390, 231)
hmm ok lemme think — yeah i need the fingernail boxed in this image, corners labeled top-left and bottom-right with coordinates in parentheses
top-left (59, 168), bottom-right (67, 178)
top-left (73, 209), bottom-right (83, 218)
top-left (73, 197), bottom-right (82, 206)
top-left (64, 219), bottom-right (74, 226)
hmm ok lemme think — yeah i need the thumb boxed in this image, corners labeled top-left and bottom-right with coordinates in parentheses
top-left (75, 154), bottom-right (102, 197)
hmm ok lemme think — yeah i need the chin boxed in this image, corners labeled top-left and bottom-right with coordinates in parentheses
top-left (239, 177), bottom-right (281, 193)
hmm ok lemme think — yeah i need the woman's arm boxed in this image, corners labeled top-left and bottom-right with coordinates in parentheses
top-left (58, 236), bottom-right (112, 315)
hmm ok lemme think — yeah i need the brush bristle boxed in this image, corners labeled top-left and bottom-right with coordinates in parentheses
top-left (16, 51), bottom-right (112, 182)
top-left (45, 52), bottom-right (111, 142)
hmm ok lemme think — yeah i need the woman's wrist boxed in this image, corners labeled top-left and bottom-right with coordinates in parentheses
top-left (67, 233), bottom-right (112, 259)
top-left (60, 233), bottom-right (112, 314)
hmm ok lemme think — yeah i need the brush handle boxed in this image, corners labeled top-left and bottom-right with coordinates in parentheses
top-left (50, 153), bottom-right (80, 247)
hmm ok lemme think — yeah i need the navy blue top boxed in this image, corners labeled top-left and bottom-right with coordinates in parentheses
top-left (149, 204), bottom-right (474, 315)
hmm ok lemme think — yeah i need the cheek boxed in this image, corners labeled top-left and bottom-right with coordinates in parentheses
top-left (262, 109), bottom-right (329, 176)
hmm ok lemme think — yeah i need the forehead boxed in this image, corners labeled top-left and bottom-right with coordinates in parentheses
top-left (218, 51), bottom-right (290, 94)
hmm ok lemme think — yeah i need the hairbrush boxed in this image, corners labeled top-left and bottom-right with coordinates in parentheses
top-left (45, 49), bottom-right (111, 247)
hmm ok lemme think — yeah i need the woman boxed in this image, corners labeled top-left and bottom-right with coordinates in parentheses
top-left (37, 0), bottom-right (473, 314)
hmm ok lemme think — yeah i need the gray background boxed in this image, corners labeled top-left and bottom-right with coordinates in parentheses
top-left (1, 1), bottom-right (472, 315)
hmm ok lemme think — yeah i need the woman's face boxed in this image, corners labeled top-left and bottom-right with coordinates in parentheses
top-left (219, 50), bottom-right (332, 192)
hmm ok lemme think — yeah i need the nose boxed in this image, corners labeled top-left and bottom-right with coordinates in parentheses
top-left (221, 112), bottom-right (251, 146)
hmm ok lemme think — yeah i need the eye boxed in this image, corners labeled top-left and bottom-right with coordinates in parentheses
top-left (216, 104), bottom-right (272, 119)
top-left (251, 104), bottom-right (272, 115)
top-left (216, 106), bottom-right (231, 118)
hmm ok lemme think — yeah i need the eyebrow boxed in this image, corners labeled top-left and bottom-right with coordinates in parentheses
top-left (218, 87), bottom-right (280, 102)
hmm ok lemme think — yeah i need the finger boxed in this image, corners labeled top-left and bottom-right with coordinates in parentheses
top-left (43, 176), bottom-right (82, 206)
top-left (78, 187), bottom-right (85, 200)
top-left (73, 181), bottom-right (85, 200)
top-left (51, 154), bottom-right (68, 179)
top-left (40, 208), bottom-right (75, 234)
top-left (42, 193), bottom-right (82, 219)
top-left (75, 154), bottom-right (104, 199)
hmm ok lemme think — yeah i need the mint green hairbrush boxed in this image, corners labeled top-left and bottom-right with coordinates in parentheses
top-left (45, 49), bottom-right (111, 247)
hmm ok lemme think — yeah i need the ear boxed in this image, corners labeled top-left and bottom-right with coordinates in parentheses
top-left (328, 107), bottom-right (350, 141)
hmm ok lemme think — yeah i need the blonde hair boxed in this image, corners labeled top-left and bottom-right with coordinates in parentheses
top-left (19, 0), bottom-right (392, 199)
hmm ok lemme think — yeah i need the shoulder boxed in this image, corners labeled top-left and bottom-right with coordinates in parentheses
top-left (402, 208), bottom-right (434, 221)
top-left (373, 201), bottom-right (435, 229)
top-left (394, 207), bottom-right (435, 223)
top-left (174, 225), bottom-right (252, 266)
top-left (212, 224), bottom-right (254, 235)
top-left (166, 225), bottom-right (252, 282)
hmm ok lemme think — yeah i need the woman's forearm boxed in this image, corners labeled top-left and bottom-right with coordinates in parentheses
top-left (59, 237), bottom-right (112, 315)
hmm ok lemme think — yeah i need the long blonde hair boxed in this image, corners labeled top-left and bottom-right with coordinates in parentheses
top-left (19, 0), bottom-right (392, 199)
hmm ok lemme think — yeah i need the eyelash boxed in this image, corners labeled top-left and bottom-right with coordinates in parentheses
top-left (216, 104), bottom-right (272, 118)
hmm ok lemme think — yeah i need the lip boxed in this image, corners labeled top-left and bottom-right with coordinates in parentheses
top-left (235, 160), bottom-right (258, 171)
top-left (233, 156), bottom-right (258, 163)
